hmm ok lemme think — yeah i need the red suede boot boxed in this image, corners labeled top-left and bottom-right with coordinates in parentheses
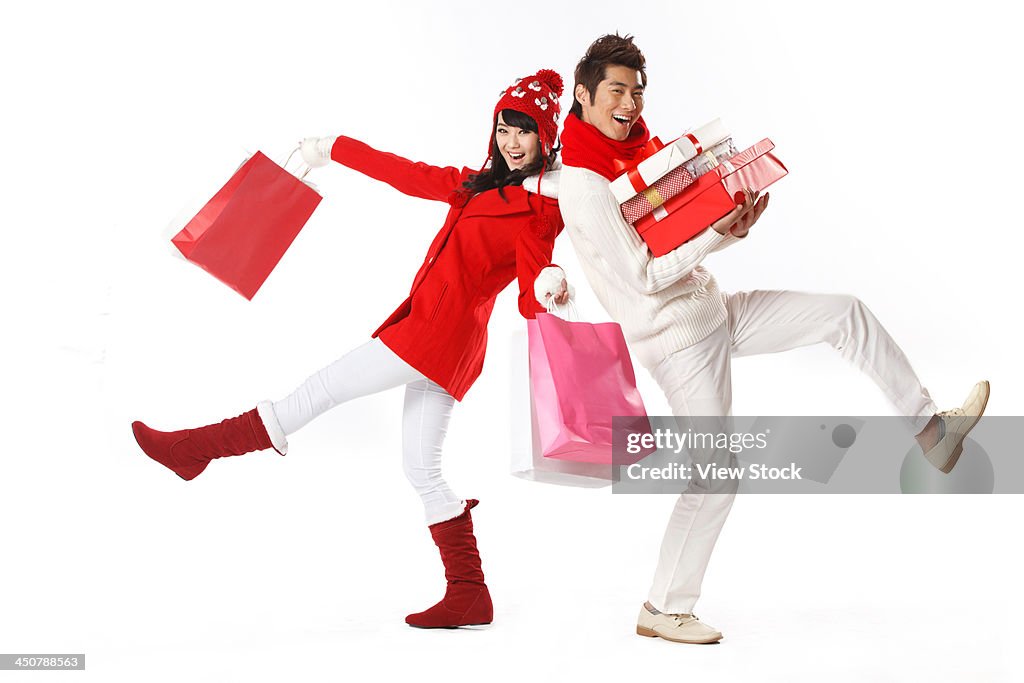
top-left (406, 499), bottom-right (494, 629)
top-left (131, 408), bottom-right (280, 481)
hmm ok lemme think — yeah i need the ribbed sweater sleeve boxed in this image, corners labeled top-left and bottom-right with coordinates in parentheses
top-left (710, 230), bottom-right (744, 252)
top-left (329, 136), bottom-right (465, 202)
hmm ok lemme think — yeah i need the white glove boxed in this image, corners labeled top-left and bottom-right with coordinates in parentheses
top-left (300, 136), bottom-right (337, 169)
top-left (534, 266), bottom-right (575, 308)
top-left (521, 167), bottom-right (561, 199)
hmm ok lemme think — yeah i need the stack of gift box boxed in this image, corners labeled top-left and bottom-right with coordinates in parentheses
top-left (611, 119), bottom-right (788, 256)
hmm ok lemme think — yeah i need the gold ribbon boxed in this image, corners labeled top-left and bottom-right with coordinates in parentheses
top-left (642, 186), bottom-right (665, 209)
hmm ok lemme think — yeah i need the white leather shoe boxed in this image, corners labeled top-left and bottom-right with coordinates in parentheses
top-left (923, 380), bottom-right (990, 473)
top-left (299, 136), bottom-right (336, 168)
top-left (636, 603), bottom-right (723, 644)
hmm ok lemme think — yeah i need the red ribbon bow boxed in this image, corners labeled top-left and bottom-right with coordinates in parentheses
top-left (612, 136), bottom-right (665, 176)
top-left (612, 136), bottom-right (667, 195)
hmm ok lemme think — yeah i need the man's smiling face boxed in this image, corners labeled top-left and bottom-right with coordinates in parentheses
top-left (575, 64), bottom-right (645, 141)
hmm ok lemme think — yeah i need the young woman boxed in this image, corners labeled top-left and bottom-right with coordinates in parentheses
top-left (131, 68), bottom-right (568, 629)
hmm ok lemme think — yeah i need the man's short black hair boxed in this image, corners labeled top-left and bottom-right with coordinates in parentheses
top-left (571, 33), bottom-right (648, 118)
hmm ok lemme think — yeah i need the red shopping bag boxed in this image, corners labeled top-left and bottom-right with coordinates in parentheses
top-left (172, 151), bottom-right (322, 299)
top-left (528, 313), bottom-right (652, 464)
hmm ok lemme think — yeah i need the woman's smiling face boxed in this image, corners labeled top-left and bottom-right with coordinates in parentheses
top-left (495, 112), bottom-right (540, 170)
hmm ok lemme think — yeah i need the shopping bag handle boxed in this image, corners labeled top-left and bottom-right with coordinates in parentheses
top-left (233, 148), bottom-right (314, 185)
top-left (281, 146), bottom-right (313, 181)
top-left (278, 147), bottom-right (321, 193)
top-left (233, 148), bottom-right (320, 193)
top-left (545, 296), bottom-right (579, 321)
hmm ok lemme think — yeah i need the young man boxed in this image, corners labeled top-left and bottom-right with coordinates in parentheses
top-left (551, 34), bottom-right (990, 645)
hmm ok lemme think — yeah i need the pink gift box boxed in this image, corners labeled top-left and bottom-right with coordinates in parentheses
top-left (718, 139), bottom-right (787, 202)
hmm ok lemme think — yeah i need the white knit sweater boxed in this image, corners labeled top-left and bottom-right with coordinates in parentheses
top-left (528, 165), bottom-right (742, 372)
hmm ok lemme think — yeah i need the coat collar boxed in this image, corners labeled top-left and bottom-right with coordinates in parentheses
top-left (457, 185), bottom-right (534, 220)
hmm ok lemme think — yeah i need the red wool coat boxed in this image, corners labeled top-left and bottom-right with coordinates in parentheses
top-left (330, 136), bottom-right (563, 401)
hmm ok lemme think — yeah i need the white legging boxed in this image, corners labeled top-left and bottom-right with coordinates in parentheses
top-left (260, 338), bottom-right (464, 525)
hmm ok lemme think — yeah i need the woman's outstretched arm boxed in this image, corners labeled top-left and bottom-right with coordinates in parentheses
top-left (313, 135), bottom-right (467, 202)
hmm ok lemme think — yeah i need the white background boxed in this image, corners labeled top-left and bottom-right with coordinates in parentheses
top-left (2, 0), bottom-right (1022, 681)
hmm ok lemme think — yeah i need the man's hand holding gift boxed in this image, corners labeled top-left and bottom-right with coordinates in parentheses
top-left (710, 187), bottom-right (769, 238)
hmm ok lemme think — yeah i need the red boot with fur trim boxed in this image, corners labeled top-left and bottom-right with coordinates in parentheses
top-left (406, 499), bottom-right (494, 628)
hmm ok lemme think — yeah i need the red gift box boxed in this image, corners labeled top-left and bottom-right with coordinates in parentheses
top-left (634, 139), bottom-right (787, 257)
top-left (172, 152), bottom-right (322, 299)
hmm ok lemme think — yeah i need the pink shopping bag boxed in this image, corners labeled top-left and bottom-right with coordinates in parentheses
top-left (528, 313), bottom-right (652, 464)
top-left (172, 151), bottom-right (322, 300)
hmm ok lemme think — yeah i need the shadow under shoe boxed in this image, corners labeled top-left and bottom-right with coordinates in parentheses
top-left (131, 408), bottom-right (278, 481)
top-left (406, 499), bottom-right (494, 629)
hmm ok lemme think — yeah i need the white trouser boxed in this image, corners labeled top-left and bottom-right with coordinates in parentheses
top-left (262, 338), bottom-right (464, 525)
top-left (646, 290), bottom-right (937, 614)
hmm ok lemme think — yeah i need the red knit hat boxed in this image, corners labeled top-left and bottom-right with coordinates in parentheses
top-left (492, 68), bottom-right (564, 156)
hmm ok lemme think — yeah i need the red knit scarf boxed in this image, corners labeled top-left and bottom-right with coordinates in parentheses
top-left (560, 113), bottom-right (651, 180)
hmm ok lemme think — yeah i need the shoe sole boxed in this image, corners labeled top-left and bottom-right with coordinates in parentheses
top-left (406, 622), bottom-right (492, 630)
top-left (937, 382), bottom-right (990, 474)
top-left (636, 625), bottom-right (722, 644)
top-left (938, 444), bottom-right (963, 475)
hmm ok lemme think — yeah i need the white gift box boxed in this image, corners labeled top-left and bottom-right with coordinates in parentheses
top-left (609, 118), bottom-right (731, 204)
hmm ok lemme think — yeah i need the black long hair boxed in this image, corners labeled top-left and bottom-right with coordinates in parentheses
top-left (462, 109), bottom-right (558, 200)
